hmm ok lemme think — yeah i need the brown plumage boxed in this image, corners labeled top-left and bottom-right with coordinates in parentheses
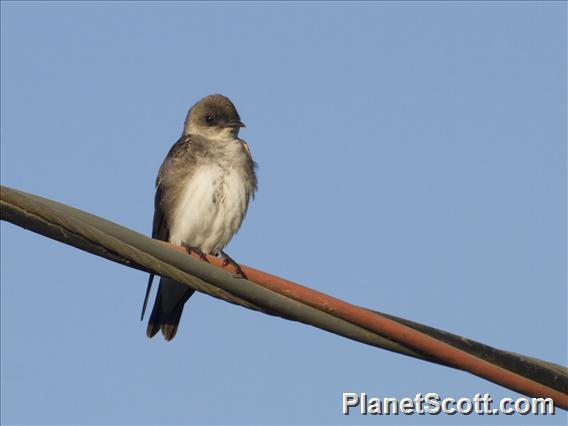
top-left (142, 94), bottom-right (257, 341)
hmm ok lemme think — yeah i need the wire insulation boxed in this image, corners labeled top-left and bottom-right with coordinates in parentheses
top-left (1, 185), bottom-right (566, 409)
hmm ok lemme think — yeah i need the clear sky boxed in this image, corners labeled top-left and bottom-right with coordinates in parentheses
top-left (1, 1), bottom-right (566, 425)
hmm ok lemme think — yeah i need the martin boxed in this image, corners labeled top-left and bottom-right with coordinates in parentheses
top-left (142, 94), bottom-right (257, 341)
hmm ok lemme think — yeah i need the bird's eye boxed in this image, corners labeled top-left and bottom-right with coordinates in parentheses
top-left (205, 114), bottom-right (215, 124)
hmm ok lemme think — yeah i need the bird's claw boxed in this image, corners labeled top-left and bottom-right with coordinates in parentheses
top-left (219, 250), bottom-right (247, 279)
top-left (182, 243), bottom-right (209, 262)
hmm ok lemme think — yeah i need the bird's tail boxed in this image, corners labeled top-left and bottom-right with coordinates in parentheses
top-left (145, 277), bottom-right (195, 341)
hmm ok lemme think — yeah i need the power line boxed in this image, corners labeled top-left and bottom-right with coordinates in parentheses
top-left (1, 185), bottom-right (566, 410)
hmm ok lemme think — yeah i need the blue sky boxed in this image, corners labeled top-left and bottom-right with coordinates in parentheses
top-left (1, 2), bottom-right (566, 425)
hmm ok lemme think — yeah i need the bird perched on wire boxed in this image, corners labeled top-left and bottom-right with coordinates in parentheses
top-left (141, 94), bottom-right (257, 341)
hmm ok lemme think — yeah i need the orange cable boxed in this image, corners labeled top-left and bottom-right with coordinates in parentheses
top-left (160, 241), bottom-right (568, 409)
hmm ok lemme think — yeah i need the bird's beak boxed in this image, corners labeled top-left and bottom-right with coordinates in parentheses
top-left (227, 120), bottom-right (246, 128)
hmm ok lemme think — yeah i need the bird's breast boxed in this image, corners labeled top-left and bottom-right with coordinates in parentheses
top-left (168, 158), bottom-right (250, 254)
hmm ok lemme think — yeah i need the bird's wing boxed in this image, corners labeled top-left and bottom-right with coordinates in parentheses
top-left (141, 134), bottom-right (193, 320)
top-left (151, 133), bottom-right (194, 241)
top-left (140, 183), bottom-right (168, 321)
top-left (151, 183), bottom-right (169, 241)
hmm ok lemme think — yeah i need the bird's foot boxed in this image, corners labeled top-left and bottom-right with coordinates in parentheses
top-left (182, 243), bottom-right (209, 262)
top-left (219, 250), bottom-right (247, 279)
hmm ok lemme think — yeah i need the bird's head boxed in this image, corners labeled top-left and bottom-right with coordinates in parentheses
top-left (183, 94), bottom-right (245, 140)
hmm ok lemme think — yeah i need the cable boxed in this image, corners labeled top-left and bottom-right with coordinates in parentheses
top-left (1, 185), bottom-right (566, 410)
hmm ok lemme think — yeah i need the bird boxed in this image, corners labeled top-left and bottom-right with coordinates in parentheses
top-left (141, 94), bottom-right (257, 341)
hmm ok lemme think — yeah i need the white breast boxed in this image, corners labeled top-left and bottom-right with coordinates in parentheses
top-left (168, 161), bottom-right (249, 254)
